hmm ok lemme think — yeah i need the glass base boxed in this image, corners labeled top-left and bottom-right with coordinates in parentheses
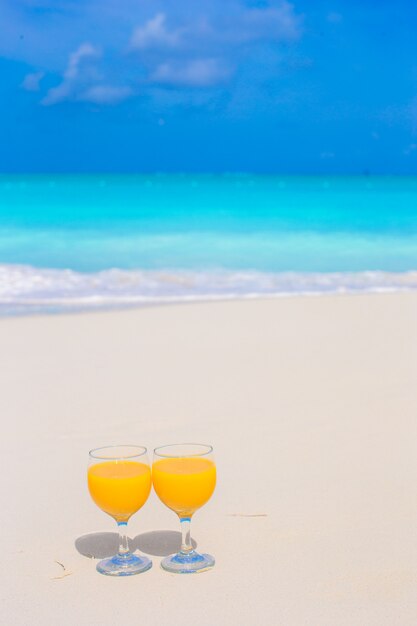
top-left (96, 553), bottom-right (152, 577)
top-left (161, 550), bottom-right (215, 574)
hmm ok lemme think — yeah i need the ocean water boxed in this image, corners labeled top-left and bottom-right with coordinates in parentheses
top-left (1, 174), bottom-right (417, 315)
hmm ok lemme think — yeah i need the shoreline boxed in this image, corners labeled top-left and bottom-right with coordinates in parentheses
top-left (2, 286), bottom-right (417, 319)
top-left (2, 264), bottom-right (417, 318)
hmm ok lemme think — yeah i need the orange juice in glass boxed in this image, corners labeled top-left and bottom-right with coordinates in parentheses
top-left (88, 445), bottom-right (152, 576)
top-left (153, 444), bottom-right (216, 573)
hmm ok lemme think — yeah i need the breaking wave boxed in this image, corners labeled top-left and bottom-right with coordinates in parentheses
top-left (1, 264), bottom-right (417, 316)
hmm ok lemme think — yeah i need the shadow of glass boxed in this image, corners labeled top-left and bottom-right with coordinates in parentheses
top-left (134, 530), bottom-right (197, 557)
top-left (75, 530), bottom-right (197, 559)
top-left (75, 532), bottom-right (119, 559)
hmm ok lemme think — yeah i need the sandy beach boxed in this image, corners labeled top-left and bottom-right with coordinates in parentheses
top-left (2, 293), bottom-right (417, 625)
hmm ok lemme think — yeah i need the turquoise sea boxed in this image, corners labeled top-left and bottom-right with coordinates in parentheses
top-left (1, 174), bottom-right (417, 315)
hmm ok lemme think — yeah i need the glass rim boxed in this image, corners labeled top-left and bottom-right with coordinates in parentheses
top-left (89, 445), bottom-right (148, 460)
top-left (153, 443), bottom-right (213, 458)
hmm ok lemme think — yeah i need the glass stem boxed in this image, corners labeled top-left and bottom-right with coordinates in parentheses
top-left (180, 517), bottom-right (193, 554)
top-left (117, 522), bottom-right (130, 558)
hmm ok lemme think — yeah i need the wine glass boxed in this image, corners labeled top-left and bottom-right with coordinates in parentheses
top-left (87, 445), bottom-right (152, 576)
top-left (152, 443), bottom-right (216, 573)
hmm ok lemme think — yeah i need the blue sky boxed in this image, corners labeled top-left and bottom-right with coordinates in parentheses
top-left (1, 0), bottom-right (417, 173)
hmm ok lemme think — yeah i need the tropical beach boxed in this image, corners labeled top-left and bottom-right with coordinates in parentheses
top-left (2, 293), bottom-right (417, 625)
top-left (2, 0), bottom-right (417, 623)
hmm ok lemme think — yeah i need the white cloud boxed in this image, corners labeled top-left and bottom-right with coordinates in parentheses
top-left (41, 82), bottom-right (72, 106)
top-left (129, 3), bottom-right (302, 89)
top-left (64, 43), bottom-right (100, 79)
top-left (131, 4), bottom-right (301, 51)
top-left (80, 85), bottom-right (133, 104)
top-left (21, 71), bottom-right (45, 92)
top-left (39, 41), bottom-right (133, 107)
top-left (131, 13), bottom-right (180, 50)
top-left (238, 5), bottom-right (303, 43)
top-left (15, 2), bottom-right (305, 107)
top-left (42, 42), bottom-right (101, 105)
top-left (151, 58), bottom-right (231, 87)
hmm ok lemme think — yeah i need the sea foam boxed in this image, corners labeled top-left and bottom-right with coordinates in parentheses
top-left (1, 264), bottom-right (417, 316)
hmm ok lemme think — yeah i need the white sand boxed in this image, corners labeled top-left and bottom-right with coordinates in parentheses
top-left (2, 293), bottom-right (417, 625)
